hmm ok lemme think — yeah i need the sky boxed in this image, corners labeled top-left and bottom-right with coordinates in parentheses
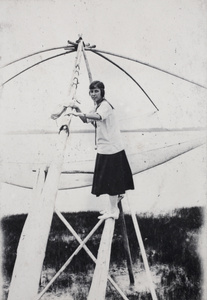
top-left (0, 0), bottom-right (207, 216)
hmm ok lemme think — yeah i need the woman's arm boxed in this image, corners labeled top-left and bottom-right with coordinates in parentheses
top-left (66, 111), bottom-right (101, 123)
top-left (51, 101), bottom-right (101, 123)
top-left (51, 106), bottom-right (68, 120)
top-left (65, 102), bottom-right (101, 122)
top-left (50, 102), bottom-right (85, 121)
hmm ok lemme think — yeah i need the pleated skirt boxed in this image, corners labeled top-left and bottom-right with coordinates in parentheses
top-left (91, 150), bottom-right (134, 196)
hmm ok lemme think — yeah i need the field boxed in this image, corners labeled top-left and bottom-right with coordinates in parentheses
top-left (1, 207), bottom-right (204, 299)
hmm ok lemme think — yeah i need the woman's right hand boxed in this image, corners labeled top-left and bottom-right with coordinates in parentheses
top-left (67, 101), bottom-right (81, 112)
top-left (50, 100), bottom-right (81, 120)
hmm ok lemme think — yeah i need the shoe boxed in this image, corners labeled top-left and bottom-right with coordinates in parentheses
top-left (99, 210), bottom-right (108, 215)
top-left (98, 209), bottom-right (119, 220)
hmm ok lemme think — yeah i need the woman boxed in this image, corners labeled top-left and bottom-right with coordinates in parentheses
top-left (52, 80), bottom-right (134, 219)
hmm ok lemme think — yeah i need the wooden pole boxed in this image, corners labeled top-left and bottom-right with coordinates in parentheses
top-left (7, 39), bottom-right (84, 300)
top-left (82, 50), bottom-right (132, 297)
top-left (88, 219), bottom-right (115, 300)
top-left (82, 46), bottom-right (93, 83)
top-left (118, 202), bottom-right (135, 285)
top-left (82, 49), bottom-right (127, 299)
top-left (126, 195), bottom-right (158, 300)
top-left (32, 167), bottom-right (47, 201)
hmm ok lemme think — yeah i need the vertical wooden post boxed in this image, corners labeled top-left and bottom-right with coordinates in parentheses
top-left (32, 167), bottom-right (47, 201)
top-left (7, 39), bottom-right (84, 300)
top-left (126, 196), bottom-right (158, 300)
top-left (82, 46), bottom-right (93, 83)
top-left (118, 202), bottom-right (135, 285)
top-left (82, 49), bottom-right (133, 295)
top-left (88, 219), bottom-right (115, 300)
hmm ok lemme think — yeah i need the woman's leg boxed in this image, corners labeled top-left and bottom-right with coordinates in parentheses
top-left (98, 195), bottom-right (120, 220)
top-left (109, 195), bottom-right (119, 213)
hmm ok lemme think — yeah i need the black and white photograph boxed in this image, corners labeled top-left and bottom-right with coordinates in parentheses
top-left (0, 1), bottom-right (206, 299)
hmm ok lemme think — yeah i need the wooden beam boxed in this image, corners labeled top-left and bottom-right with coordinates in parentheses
top-left (7, 39), bottom-right (84, 300)
top-left (88, 218), bottom-right (115, 300)
top-left (118, 202), bottom-right (135, 285)
top-left (82, 46), bottom-right (93, 83)
top-left (127, 196), bottom-right (158, 300)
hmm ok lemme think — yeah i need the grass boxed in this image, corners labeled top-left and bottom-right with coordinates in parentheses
top-left (1, 207), bottom-right (204, 299)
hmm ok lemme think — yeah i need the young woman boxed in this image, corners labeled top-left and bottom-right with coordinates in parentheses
top-left (52, 80), bottom-right (134, 219)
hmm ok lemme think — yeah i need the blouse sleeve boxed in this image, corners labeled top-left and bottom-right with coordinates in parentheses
top-left (96, 101), bottom-right (112, 120)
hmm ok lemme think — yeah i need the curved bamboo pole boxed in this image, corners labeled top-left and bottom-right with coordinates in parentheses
top-left (2, 50), bottom-right (75, 86)
top-left (1, 45), bottom-right (74, 68)
top-left (2, 41), bottom-right (206, 89)
top-left (90, 50), bottom-right (159, 111)
top-left (86, 48), bottom-right (207, 89)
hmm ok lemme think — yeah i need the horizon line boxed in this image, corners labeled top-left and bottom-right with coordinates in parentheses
top-left (2, 127), bottom-right (206, 135)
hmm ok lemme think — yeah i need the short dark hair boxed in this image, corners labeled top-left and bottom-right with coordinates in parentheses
top-left (89, 80), bottom-right (105, 97)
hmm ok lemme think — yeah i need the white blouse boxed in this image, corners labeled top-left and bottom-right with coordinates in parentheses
top-left (93, 100), bottom-right (124, 154)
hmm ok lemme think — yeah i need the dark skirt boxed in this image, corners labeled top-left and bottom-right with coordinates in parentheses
top-left (91, 150), bottom-right (134, 196)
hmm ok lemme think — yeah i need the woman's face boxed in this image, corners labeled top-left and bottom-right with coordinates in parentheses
top-left (89, 88), bottom-right (102, 103)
